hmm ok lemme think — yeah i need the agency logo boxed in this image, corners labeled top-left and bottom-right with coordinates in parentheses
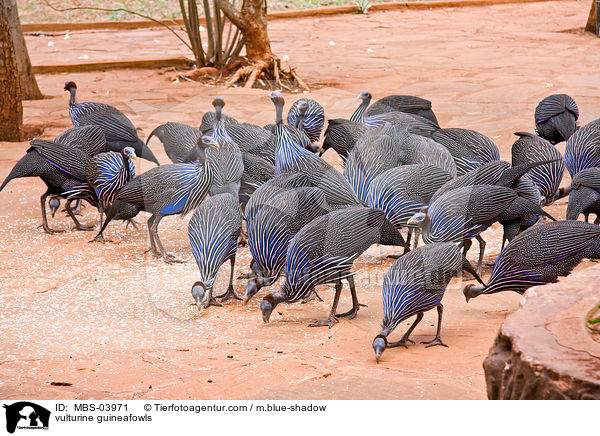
top-left (2, 402), bottom-right (50, 434)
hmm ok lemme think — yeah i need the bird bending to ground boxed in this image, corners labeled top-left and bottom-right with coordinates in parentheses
top-left (188, 193), bottom-right (243, 307)
top-left (373, 242), bottom-right (483, 362)
top-left (260, 206), bottom-right (408, 328)
top-left (462, 221), bottom-right (600, 301)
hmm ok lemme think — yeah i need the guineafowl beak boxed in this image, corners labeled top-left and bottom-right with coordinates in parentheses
top-left (373, 336), bottom-right (387, 363)
top-left (462, 284), bottom-right (484, 303)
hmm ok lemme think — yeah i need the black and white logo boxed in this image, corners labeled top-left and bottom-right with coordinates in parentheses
top-left (3, 402), bottom-right (50, 433)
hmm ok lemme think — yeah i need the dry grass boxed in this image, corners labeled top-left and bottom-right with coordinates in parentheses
top-left (17, 0), bottom-right (421, 23)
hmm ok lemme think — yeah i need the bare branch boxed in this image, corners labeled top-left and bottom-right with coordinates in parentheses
top-left (213, 0), bottom-right (245, 29)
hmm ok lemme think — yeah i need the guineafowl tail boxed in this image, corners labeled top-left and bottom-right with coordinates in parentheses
top-left (145, 125), bottom-right (165, 147)
top-left (0, 152), bottom-right (40, 192)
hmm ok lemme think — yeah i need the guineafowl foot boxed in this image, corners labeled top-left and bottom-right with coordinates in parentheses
top-left (74, 223), bottom-right (95, 231)
top-left (308, 315), bottom-right (338, 328)
top-left (387, 338), bottom-right (415, 349)
top-left (163, 254), bottom-right (186, 264)
top-left (421, 336), bottom-right (448, 348)
top-left (40, 224), bottom-right (65, 234)
top-left (216, 286), bottom-right (241, 302)
top-left (386, 254), bottom-right (402, 259)
top-left (125, 219), bottom-right (140, 230)
top-left (336, 303), bottom-right (367, 320)
top-left (89, 234), bottom-right (112, 243)
top-left (202, 297), bottom-right (223, 308)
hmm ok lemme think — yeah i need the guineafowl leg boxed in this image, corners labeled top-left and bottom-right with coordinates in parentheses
top-left (90, 202), bottom-right (112, 243)
top-left (145, 215), bottom-right (159, 256)
top-left (388, 313), bottom-right (424, 348)
top-left (421, 304), bottom-right (448, 348)
top-left (476, 235), bottom-right (486, 275)
top-left (216, 255), bottom-right (242, 301)
top-left (389, 228), bottom-right (412, 258)
top-left (40, 190), bottom-right (64, 234)
top-left (585, 213), bottom-right (590, 223)
top-left (150, 214), bottom-right (185, 264)
top-left (65, 200), bottom-right (94, 231)
top-left (308, 281), bottom-right (342, 328)
top-left (92, 208), bottom-right (115, 243)
top-left (594, 215), bottom-right (600, 225)
top-left (461, 239), bottom-right (472, 257)
top-left (336, 276), bottom-right (366, 319)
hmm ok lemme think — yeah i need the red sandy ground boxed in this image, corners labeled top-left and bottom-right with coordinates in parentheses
top-left (0, 1), bottom-right (599, 400)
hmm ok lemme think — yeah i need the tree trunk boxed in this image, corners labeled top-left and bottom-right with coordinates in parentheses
top-left (0, 4), bottom-right (24, 142)
top-left (3, 0), bottom-right (43, 100)
top-left (238, 0), bottom-right (273, 61)
top-left (586, 0), bottom-right (598, 35)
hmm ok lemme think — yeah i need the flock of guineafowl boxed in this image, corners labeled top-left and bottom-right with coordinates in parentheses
top-left (2, 82), bottom-right (600, 362)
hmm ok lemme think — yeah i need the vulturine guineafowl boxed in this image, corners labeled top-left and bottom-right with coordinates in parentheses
top-left (535, 94), bottom-right (579, 144)
top-left (564, 118), bottom-right (600, 178)
top-left (430, 128), bottom-right (500, 176)
top-left (366, 94), bottom-right (439, 126)
top-left (103, 136), bottom-right (215, 263)
top-left (146, 122), bottom-right (200, 163)
top-left (270, 91), bottom-right (359, 207)
top-left (564, 168), bottom-right (600, 223)
top-left (322, 118), bottom-right (369, 161)
top-left (62, 147), bottom-right (137, 242)
top-left (430, 159), bottom-right (555, 203)
top-left (349, 91), bottom-right (439, 135)
top-left (462, 221), bottom-right (600, 301)
top-left (260, 206), bottom-right (408, 328)
top-left (64, 81), bottom-right (159, 165)
top-left (0, 138), bottom-right (99, 233)
top-left (344, 124), bottom-right (456, 203)
top-left (244, 186), bottom-right (332, 304)
top-left (188, 193), bottom-right (243, 307)
top-left (511, 132), bottom-right (565, 205)
top-left (287, 98), bottom-right (325, 143)
top-left (407, 185), bottom-right (556, 274)
top-left (366, 164), bottom-right (453, 250)
top-left (373, 243), bottom-right (483, 362)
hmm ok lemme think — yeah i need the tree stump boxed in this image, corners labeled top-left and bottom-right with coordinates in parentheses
top-left (3, 0), bottom-right (42, 100)
top-left (0, 4), bottom-right (24, 142)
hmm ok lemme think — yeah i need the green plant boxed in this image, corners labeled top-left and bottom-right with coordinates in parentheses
top-left (355, 0), bottom-right (370, 14)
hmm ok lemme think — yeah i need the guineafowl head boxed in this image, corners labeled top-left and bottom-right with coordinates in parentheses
top-left (406, 207), bottom-right (430, 229)
top-left (260, 292), bottom-right (286, 323)
top-left (462, 283), bottom-right (485, 303)
top-left (244, 279), bottom-right (260, 304)
top-left (49, 197), bottom-right (60, 218)
top-left (121, 147), bottom-right (136, 160)
top-left (64, 81), bottom-right (77, 91)
top-left (212, 96), bottom-right (225, 120)
top-left (191, 281), bottom-right (207, 308)
top-left (372, 334), bottom-right (387, 363)
top-left (358, 90), bottom-right (372, 102)
top-left (269, 91), bottom-right (285, 125)
top-left (194, 136), bottom-right (218, 161)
